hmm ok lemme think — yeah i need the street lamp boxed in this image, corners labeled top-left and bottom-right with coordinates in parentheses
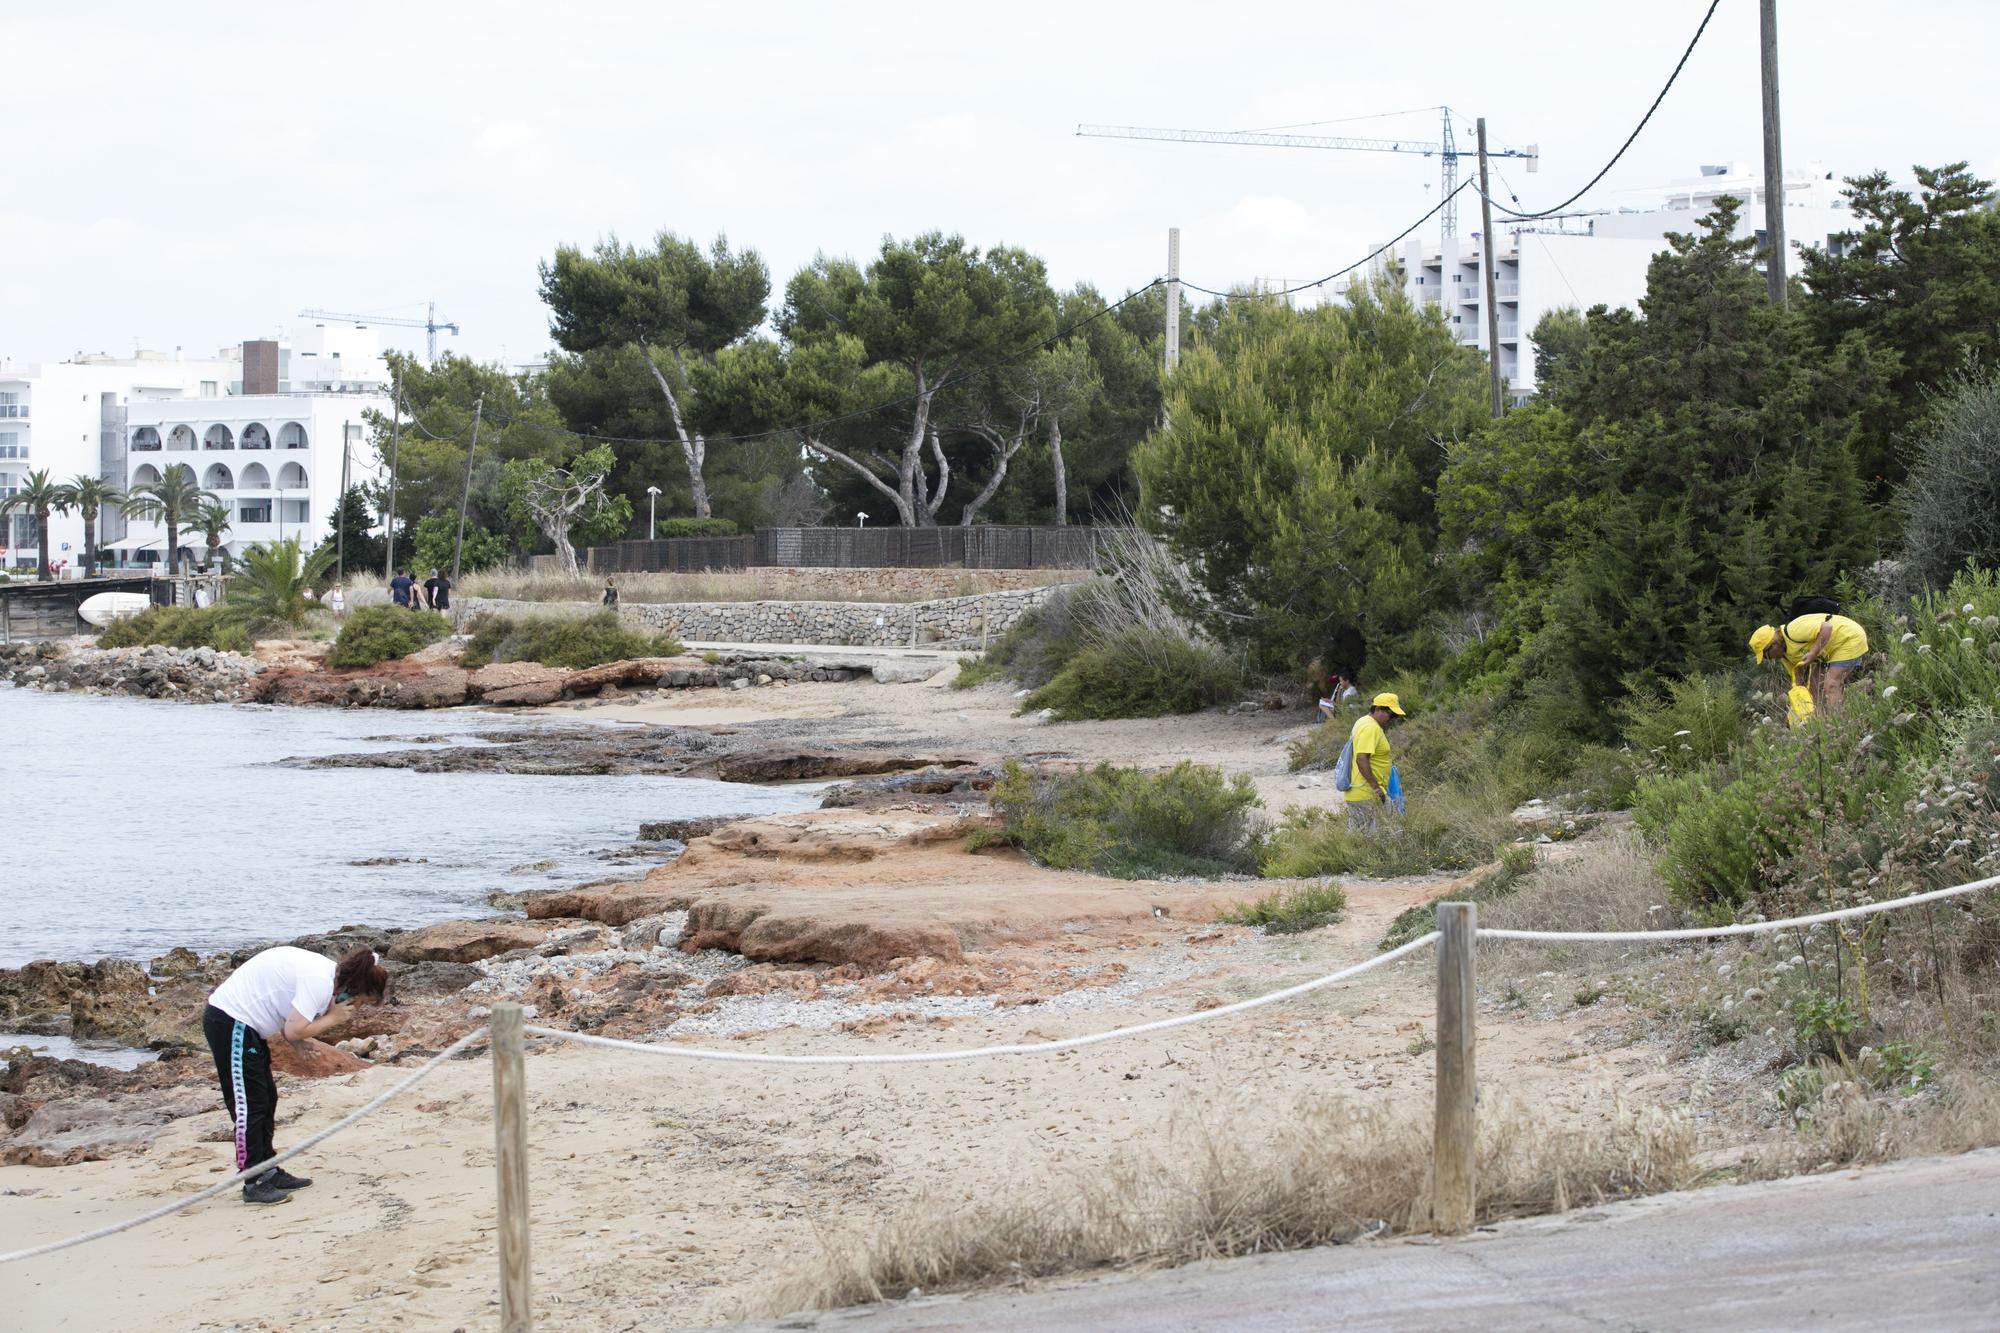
top-left (856, 511), bottom-right (869, 529)
top-left (646, 485), bottom-right (661, 540)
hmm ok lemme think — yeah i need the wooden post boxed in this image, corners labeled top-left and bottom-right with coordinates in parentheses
top-left (490, 1001), bottom-right (532, 1331)
top-left (1432, 901), bottom-right (1477, 1235)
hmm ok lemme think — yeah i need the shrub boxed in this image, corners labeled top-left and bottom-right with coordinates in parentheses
top-left (989, 760), bottom-right (1262, 880)
top-left (1023, 628), bottom-right (1243, 721)
top-left (652, 516), bottom-right (738, 539)
top-left (97, 605), bottom-right (251, 655)
top-left (1615, 672), bottom-right (1748, 775)
top-left (1378, 842), bottom-right (1537, 949)
top-left (459, 610), bottom-right (681, 670)
top-left (1219, 880), bottom-right (1348, 934)
top-left (1900, 365), bottom-right (2000, 590)
top-left (1260, 776), bottom-right (1516, 881)
top-left (328, 604), bottom-right (451, 668)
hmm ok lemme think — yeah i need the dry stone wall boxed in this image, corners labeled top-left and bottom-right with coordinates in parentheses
top-left (455, 585), bottom-right (1060, 648)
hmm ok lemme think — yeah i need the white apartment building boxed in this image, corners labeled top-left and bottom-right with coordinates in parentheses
top-left (1, 324), bottom-right (390, 571)
top-left (1341, 163), bottom-right (1858, 400)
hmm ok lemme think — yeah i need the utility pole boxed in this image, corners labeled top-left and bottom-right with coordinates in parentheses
top-left (336, 419), bottom-right (352, 585)
top-left (1164, 227), bottom-right (1182, 374)
top-left (1476, 118), bottom-right (1503, 418)
top-left (451, 396), bottom-right (483, 584)
top-left (1759, 0), bottom-right (1788, 304)
top-left (383, 366), bottom-right (403, 575)
top-left (646, 485), bottom-right (661, 541)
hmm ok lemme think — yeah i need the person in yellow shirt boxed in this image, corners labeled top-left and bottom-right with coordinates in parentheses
top-left (1346, 693), bottom-right (1405, 830)
top-left (1749, 613), bottom-right (1870, 711)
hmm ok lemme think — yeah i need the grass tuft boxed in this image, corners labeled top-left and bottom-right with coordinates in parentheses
top-left (1217, 880), bottom-right (1348, 934)
top-left (459, 610), bottom-right (682, 670)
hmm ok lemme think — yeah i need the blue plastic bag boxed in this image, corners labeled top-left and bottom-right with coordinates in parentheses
top-left (1386, 764), bottom-right (1404, 815)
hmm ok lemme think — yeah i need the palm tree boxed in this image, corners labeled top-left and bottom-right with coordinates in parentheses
top-left (223, 536), bottom-right (336, 630)
top-left (120, 468), bottom-right (216, 576)
top-left (0, 468), bottom-right (64, 581)
top-left (53, 475), bottom-right (124, 579)
top-left (189, 499), bottom-right (234, 573)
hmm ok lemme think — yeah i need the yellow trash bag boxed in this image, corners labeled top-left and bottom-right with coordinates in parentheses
top-left (1787, 684), bottom-right (1816, 729)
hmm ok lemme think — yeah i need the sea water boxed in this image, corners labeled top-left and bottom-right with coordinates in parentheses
top-left (0, 687), bottom-right (818, 966)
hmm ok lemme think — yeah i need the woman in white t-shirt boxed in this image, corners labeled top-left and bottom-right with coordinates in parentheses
top-left (203, 946), bottom-right (389, 1205)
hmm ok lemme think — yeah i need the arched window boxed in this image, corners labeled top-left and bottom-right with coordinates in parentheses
top-left (167, 463), bottom-right (196, 484)
top-left (203, 424), bottom-right (234, 451)
top-left (203, 462), bottom-right (235, 490)
top-left (130, 463), bottom-right (162, 486)
top-left (167, 425), bottom-right (198, 452)
top-left (277, 461), bottom-right (308, 489)
top-left (279, 422), bottom-right (308, 449)
top-left (239, 462), bottom-right (271, 489)
top-left (241, 423), bottom-right (272, 450)
top-left (132, 427), bottom-right (161, 452)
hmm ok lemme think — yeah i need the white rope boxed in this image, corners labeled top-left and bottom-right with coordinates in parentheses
top-left (526, 931), bottom-right (1442, 1066)
top-left (1480, 873), bottom-right (2000, 944)
top-left (0, 1026), bottom-right (489, 1266)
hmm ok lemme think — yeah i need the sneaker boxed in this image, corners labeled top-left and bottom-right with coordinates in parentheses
top-left (265, 1167), bottom-right (313, 1190)
top-left (242, 1177), bottom-right (292, 1206)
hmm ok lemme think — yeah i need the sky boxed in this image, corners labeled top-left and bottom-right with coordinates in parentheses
top-left (3, 0), bottom-right (1995, 368)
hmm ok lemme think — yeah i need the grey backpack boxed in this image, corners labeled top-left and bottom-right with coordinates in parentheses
top-left (1332, 736), bottom-right (1356, 793)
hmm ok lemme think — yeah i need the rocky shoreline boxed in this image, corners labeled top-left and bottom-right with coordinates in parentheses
top-left (0, 637), bottom-right (950, 709)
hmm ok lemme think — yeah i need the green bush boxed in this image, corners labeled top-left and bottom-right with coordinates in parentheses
top-left (328, 604), bottom-right (451, 668)
top-left (1023, 628), bottom-right (1244, 721)
top-left (989, 759), bottom-right (1262, 880)
top-left (1565, 745), bottom-right (1641, 811)
top-left (97, 605), bottom-right (252, 654)
top-left (956, 587), bottom-right (1098, 691)
top-left (1378, 843), bottom-right (1537, 950)
top-left (1259, 777), bottom-right (1515, 881)
top-left (1615, 673), bottom-right (1748, 775)
top-left (653, 517), bottom-right (739, 539)
top-left (1218, 880), bottom-right (1349, 934)
top-left (459, 610), bottom-right (682, 670)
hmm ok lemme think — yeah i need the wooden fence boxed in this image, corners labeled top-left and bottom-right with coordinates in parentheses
top-left (589, 526), bottom-right (1116, 575)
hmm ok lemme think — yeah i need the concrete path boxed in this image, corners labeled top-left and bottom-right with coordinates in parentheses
top-left (729, 1149), bottom-right (2000, 1332)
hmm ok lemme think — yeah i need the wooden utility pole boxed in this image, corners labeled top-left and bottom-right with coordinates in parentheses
top-left (383, 366), bottom-right (403, 575)
top-left (1165, 227), bottom-right (1182, 373)
top-left (1432, 900), bottom-right (1477, 1234)
top-left (451, 396), bottom-right (483, 584)
top-left (490, 1002), bottom-right (533, 1331)
top-left (1476, 118), bottom-right (1503, 418)
top-left (1759, 0), bottom-right (1788, 304)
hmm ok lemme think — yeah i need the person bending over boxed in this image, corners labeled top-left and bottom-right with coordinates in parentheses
top-left (1345, 692), bottom-right (1406, 832)
top-left (203, 946), bottom-right (388, 1204)
top-left (1751, 612), bottom-right (1870, 711)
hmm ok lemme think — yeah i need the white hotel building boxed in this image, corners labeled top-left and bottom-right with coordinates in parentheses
top-left (1, 324), bottom-right (388, 571)
top-left (1339, 163), bottom-right (1859, 400)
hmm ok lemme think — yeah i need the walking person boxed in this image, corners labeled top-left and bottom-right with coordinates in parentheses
top-left (202, 946), bottom-right (389, 1205)
top-left (328, 583), bottom-right (347, 618)
top-left (1751, 611), bottom-right (1870, 712)
top-left (601, 577), bottom-right (618, 607)
top-left (423, 567), bottom-right (451, 612)
top-left (388, 567), bottom-right (417, 609)
top-left (1344, 693), bottom-right (1406, 832)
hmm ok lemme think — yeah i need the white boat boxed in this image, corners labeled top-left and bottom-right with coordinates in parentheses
top-left (78, 591), bottom-right (152, 628)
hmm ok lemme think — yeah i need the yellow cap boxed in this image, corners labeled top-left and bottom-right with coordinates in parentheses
top-left (1372, 692), bottom-right (1406, 716)
top-left (1749, 624), bottom-right (1777, 663)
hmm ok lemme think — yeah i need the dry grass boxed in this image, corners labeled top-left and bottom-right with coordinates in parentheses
top-left (457, 566), bottom-right (1084, 605)
top-left (757, 1094), bottom-right (1698, 1315)
top-left (1736, 1077), bottom-right (2000, 1179)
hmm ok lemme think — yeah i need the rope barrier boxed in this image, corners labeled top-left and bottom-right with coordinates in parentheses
top-left (1479, 874), bottom-right (2000, 944)
top-left (0, 1026), bottom-right (489, 1266)
top-left (524, 931), bottom-right (1443, 1066)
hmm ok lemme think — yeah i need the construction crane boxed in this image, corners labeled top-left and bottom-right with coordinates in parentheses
top-left (1078, 108), bottom-right (1537, 242)
top-left (297, 301), bottom-right (461, 362)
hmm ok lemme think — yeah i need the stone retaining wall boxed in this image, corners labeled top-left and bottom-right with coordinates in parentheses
top-left (455, 585), bottom-right (1060, 648)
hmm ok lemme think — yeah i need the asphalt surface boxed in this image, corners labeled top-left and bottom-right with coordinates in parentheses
top-left (727, 1149), bottom-right (2000, 1332)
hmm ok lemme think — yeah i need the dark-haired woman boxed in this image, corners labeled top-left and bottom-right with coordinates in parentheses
top-left (203, 946), bottom-right (389, 1205)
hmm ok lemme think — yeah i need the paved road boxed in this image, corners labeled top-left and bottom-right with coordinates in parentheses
top-left (729, 1149), bottom-right (2000, 1332)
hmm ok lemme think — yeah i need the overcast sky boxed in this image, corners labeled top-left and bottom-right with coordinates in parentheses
top-left (4, 0), bottom-right (1994, 368)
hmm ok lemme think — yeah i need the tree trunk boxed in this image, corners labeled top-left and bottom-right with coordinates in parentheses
top-left (83, 511), bottom-right (97, 578)
top-left (36, 508), bottom-right (50, 581)
top-left (640, 347), bottom-right (711, 519)
top-left (798, 434), bottom-right (918, 527)
top-left (166, 517), bottom-right (179, 577)
top-left (1049, 416), bottom-right (1068, 526)
top-left (925, 428), bottom-right (950, 522)
top-left (550, 520), bottom-right (580, 579)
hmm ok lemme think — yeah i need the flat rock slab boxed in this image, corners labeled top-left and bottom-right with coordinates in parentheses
top-left (385, 919), bottom-right (554, 964)
top-left (267, 1037), bottom-right (372, 1078)
top-left (1, 1086), bottom-right (215, 1167)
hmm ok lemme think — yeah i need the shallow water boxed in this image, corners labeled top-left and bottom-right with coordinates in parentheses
top-left (0, 1031), bottom-right (158, 1070)
top-left (0, 687), bottom-right (818, 966)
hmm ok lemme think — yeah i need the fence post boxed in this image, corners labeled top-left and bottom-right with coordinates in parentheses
top-left (1432, 901), bottom-right (1477, 1236)
top-left (490, 1001), bottom-right (533, 1331)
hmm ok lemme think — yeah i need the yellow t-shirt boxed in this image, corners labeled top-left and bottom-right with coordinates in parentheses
top-left (1780, 614), bottom-right (1869, 671)
top-left (1346, 714), bottom-right (1391, 803)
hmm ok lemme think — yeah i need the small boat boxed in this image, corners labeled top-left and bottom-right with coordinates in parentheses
top-left (78, 591), bottom-right (152, 628)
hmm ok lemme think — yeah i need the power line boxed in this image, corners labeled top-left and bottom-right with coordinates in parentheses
top-left (1479, 0), bottom-right (1724, 221)
top-left (1178, 179), bottom-right (1474, 299)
